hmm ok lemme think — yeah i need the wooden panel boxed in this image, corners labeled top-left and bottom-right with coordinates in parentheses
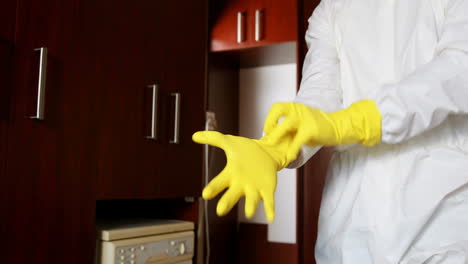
top-left (3, 1), bottom-right (207, 262)
top-left (300, 149), bottom-right (331, 264)
top-left (158, 0), bottom-right (207, 198)
top-left (210, 0), bottom-right (254, 52)
top-left (89, 0), bottom-right (207, 200)
top-left (237, 223), bottom-right (298, 264)
top-left (250, 0), bottom-right (298, 48)
top-left (4, 0), bottom-right (96, 262)
top-left (0, 0), bottom-right (16, 254)
top-left (0, 0), bottom-right (16, 175)
top-left (211, 0), bottom-right (298, 52)
top-left (96, 199), bottom-right (200, 224)
top-left (84, 0), bottom-right (165, 199)
top-left (0, 31), bottom-right (13, 123)
top-left (0, 0), bottom-right (17, 39)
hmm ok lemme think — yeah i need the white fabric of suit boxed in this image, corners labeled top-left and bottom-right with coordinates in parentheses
top-left (290, 0), bottom-right (468, 263)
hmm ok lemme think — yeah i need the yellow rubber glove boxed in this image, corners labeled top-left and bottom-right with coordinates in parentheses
top-left (192, 131), bottom-right (294, 222)
top-left (264, 100), bottom-right (382, 162)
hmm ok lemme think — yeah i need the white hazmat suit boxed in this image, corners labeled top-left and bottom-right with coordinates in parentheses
top-left (291, 0), bottom-right (468, 263)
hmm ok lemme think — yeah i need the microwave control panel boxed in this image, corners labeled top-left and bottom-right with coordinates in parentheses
top-left (99, 231), bottom-right (194, 264)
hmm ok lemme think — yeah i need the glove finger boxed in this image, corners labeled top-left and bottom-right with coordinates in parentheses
top-left (263, 103), bottom-right (290, 135)
top-left (261, 190), bottom-right (275, 223)
top-left (192, 131), bottom-right (226, 149)
top-left (216, 186), bottom-right (243, 217)
top-left (266, 118), bottom-right (296, 145)
top-left (202, 169), bottom-right (230, 200)
top-left (244, 188), bottom-right (260, 219)
top-left (286, 130), bottom-right (306, 162)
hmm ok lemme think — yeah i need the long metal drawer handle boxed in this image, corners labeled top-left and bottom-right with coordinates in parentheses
top-left (31, 47), bottom-right (48, 120)
top-left (237, 12), bottom-right (245, 43)
top-left (170, 93), bottom-right (181, 144)
top-left (146, 84), bottom-right (159, 140)
top-left (255, 9), bottom-right (263, 42)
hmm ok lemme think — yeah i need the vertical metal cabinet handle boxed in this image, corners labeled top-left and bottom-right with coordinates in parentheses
top-left (146, 84), bottom-right (159, 140)
top-left (255, 9), bottom-right (263, 42)
top-left (237, 12), bottom-right (245, 43)
top-left (31, 47), bottom-right (48, 120)
top-left (170, 93), bottom-right (181, 144)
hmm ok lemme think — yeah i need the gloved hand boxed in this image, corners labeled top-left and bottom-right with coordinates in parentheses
top-left (264, 100), bottom-right (382, 162)
top-left (192, 131), bottom-right (294, 222)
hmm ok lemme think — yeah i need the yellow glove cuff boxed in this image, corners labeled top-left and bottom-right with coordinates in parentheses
top-left (329, 100), bottom-right (382, 146)
top-left (257, 135), bottom-right (293, 171)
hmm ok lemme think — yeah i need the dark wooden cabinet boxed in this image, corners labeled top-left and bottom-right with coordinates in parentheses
top-left (0, 0), bottom-right (16, 126)
top-left (85, 0), bottom-right (207, 199)
top-left (0, 0), bottom-right (17, 253)
top-left (3, 0), bottom-right (207, 263)
top-left (84, 0), bottom-right (167, 199)
top-left (4, 0), bottom-right (96, 262)
top-left (158, 0), bottom-right (207, 198)
top-left (0, 0), bottom-right (16, 180)
top-left (210, 0), bottom-right (297, 52)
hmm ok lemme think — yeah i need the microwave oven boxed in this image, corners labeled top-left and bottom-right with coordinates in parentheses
top-left (96, 219), bottom-right (194, 264)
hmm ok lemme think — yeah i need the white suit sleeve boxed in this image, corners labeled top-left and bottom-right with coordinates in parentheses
top-left (368, 0), bottom-right (468, 144)
top-left (288, 0), bottom-right (343, 168)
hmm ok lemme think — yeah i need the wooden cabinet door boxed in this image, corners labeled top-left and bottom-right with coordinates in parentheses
top-left (84, 0), bottom-right (166, 199)
top-left (4, 0), bottom-right (96, 262)
top-left (253, 0), bottom-right (298, 46)
top-left (0, 0), bottom-right (15, 124)
top-left (210, 0), bottom-right (253, 52)
top-left (210, 0), bottom-right (298, 52)
top-left (158, 0), bottom-right (207, 198)
top-left (0, 0), bottom-right (16, 252)
top-left (0, 0), bottom-right (16, 180)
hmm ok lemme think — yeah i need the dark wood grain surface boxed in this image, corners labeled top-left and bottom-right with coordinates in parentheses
top-left (0, 0), bottom-right (16, 180)
top-left (158, 0), bottom-right (207, 199)
top-left (86, 0), bottom-right (207, 200)
top-left (4, 0), bottom-right (96, 262)
top-left (300, 149), bottom-right (332, 264)
top-left (84, 0), bottom-right (166, 199)
top-left (237, 223), bottom-right (298, 264)
top-left (3, 0), bottom-right (208, 262)
top-left (0, 0), bottom-right (17, 255)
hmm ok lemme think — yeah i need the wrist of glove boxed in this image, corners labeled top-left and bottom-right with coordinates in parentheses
top-left (327, 100), bottom-right (382, 146)
top-left (256, 133), bottom-right (295, 170)
top-left (264, 100), bottom-right (382, 162)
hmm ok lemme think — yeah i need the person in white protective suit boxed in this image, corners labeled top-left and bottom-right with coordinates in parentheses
top-left (193, 0), bottom-right (468, 263)
top-left (290, 0), bottom-right (468, 263)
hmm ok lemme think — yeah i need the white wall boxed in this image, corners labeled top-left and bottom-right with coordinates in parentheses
top-left (238, 63), bottom-right (297, 244)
